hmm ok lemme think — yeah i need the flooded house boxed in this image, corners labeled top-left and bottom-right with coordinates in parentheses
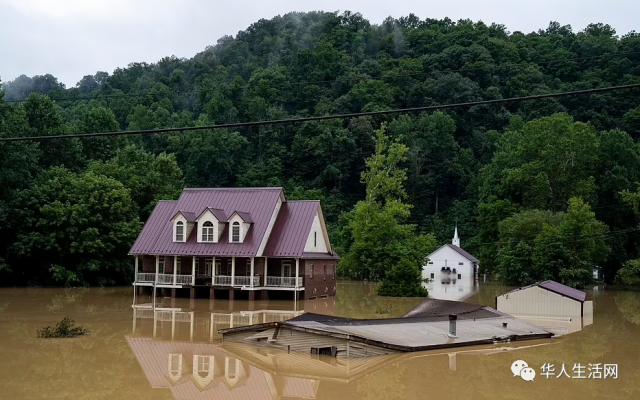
top-left (219, 299), bottom-right (552, 358)
top-left (128, 187), bottom-right (339, 301)
top-left (422, 228), bottom-right (479, 301)
top-left (495, 280), bottom-right (594, 336)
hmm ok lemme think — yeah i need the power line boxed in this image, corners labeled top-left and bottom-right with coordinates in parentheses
top-left (5, 50), bottom-right (640, 104)
top-left (2, 83), bottom-right (639, 143)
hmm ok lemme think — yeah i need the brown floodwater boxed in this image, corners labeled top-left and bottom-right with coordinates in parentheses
top-left (0, 282), bottom-right (639, 400)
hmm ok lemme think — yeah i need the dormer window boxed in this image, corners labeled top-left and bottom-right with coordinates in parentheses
top-left (202, 221), bottom-right (214, 242)
top-left (175, 221), bottom-right (184, 242)
top-left (232, 222), bottom-right (240, 242)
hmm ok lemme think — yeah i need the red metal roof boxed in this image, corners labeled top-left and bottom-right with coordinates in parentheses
top-left (129, 200), bottom-right (177, 255)
top-left (129, 188), bottom-right (337, 259)
top-left (196, 208), bottom-right (228, 222)
top-left (262, 201), bottom-right (319, 258)
top-left (130, 188), bottom-right (282, 256)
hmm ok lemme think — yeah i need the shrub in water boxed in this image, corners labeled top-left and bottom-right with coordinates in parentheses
top-left (37, 317), bottom-right (90, 338)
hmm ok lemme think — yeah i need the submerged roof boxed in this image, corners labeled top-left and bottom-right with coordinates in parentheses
top-left (503, 280), bottom-right (587, 302)
top-left (129, 188), bottom-right (338, 259)
top-left (220, 299), bottom-right (552, 353)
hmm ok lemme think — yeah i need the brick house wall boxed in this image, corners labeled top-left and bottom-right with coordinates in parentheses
top-left (303, 259), bottom-right (337, 300)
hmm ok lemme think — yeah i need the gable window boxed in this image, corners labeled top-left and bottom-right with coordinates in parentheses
top-left (232, 222), bottom-right (240, 242)
top-left (197, 356), bottom-right (211, 378)
top-left (458, 262), bottom-right (464, 266)
top-left (314, 231), bottom-right (317, 247)
top-left (175, 221), bottom-right (184, 242)
top-left (202, 221), bottom-right (214, 242)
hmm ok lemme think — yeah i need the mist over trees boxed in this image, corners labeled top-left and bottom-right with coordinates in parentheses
top-left (1, 11), bottom-right (640, 288)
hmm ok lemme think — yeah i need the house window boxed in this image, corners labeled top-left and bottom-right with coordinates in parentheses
top-left (169, 354), bottom-right (181, 376)
top-left (175, 221), bottom-right (184, 242)
top-left (310, 264), bottom-right (314, 279)
top-left (232, 222), bottom-right (240, 242)
top-left (202, 221), bottom-right (214, 242)
top-left (197, 356), bottom-right (210, 379)
top-left (332, 265), bottom-right (335, 280)
top-left (246, 259), bottom-right (252, 275)
top-left (430, 273), bottom-right (434, 279)
top-left (428, 261), bottom-right (434, 264)
top-left (227, 358), bottom-right (237, 379)
top-left (458, 262), bottom-right (464, 266)
top-left (159, 257), bottom-right (165, 273)
top-left (323, 264), bottom-right (326, 280)
top-left (458, 273), bottom-right (461, 279)
top-left (314, 231), bottom-right (317, 247)
top-left (177, 258), bottom-right (182, 274)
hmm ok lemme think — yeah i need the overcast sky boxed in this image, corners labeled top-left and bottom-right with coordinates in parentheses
top-left (0, 0), bottom-right (637, 87)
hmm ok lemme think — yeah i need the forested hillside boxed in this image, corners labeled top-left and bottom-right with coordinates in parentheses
top-left (1, 11), bottom-right (640, 287)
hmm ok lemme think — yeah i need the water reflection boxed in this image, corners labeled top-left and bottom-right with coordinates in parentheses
top-left (423, 275), bottom-right (479, 302)
top-left (1, 283), bottom-right (639, 399)
top-left (128, 289), bottom-right (558, 399)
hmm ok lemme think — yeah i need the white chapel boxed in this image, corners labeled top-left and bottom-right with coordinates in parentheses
top-left (422, 227), bottom-right (479, 301)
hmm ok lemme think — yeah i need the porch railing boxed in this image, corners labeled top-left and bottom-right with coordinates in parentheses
top-left (137, 273), bottom-right (156, 283)
top-left (266, 276), bottom-right (303, 287)
top-left (213, 276), bottom-right (261, 286)
top-left (157, 274), bottom-right (193, 285)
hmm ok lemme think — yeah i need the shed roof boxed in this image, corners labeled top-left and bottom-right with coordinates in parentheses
top-left (503, 280), bottom-right (587, 302)
top-left (220, 299), bottom-right (552, 352)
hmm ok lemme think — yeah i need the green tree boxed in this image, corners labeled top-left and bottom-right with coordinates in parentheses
top-left (496, 198), bottom-right (608, 288)
top-left (10, 167), bottom-right (142, 286)
top-left (89, 144), bottom-right (184, 220)
top-left (338, 124), bottom-right (436, 296)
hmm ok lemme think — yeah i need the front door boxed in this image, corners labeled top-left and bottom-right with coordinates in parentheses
top-left (281, 260), bottom-right (292, 277)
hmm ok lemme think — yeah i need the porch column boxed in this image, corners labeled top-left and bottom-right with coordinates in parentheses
top-left (231, 256), bottom-right (236, 286)
top-left (211, 257), bottom-right (216, 286)
top-left (155, 256), bottom-right (159, 284)
top-left (153, 310), bottom-right (157, 338)
top-left (173, 256), bottom-right (178, 285)
top-left (171, 310), bottom-right (176, 341)
top-left (295, 258), bottom-right (299, 289)
top-left (134, 256), bottom-right (139, 283)
top-left (250, 257), bottom-right (255, 288)
top-left (192, 256), bottom-right (196, 286)
top-left (209, 313), bottom-right (214, 342)
top-left (190, 312), bottom-right (194, 342)
top-left (264, 257), bottom-right (268, 286)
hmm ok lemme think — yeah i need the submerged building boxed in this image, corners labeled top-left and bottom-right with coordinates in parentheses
top-left (128, 187), bottom-right (339, 301)
top-left (422, 228), bottom-right (479, 301)
top-left (219, 299), bottom-right (552, 358)
top-left (495, 280), bottom-right (594, 336)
